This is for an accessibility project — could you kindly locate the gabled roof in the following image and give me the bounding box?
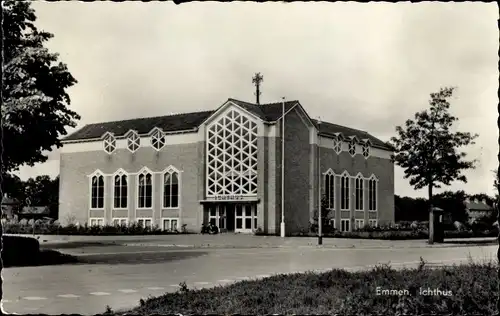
[311,119,392,150]
[62,98,393,151]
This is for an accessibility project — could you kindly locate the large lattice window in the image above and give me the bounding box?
[206,109,258,196]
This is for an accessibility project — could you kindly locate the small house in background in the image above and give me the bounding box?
[464,198,494,223]
[19,206,51,221]
[1,193,20,219]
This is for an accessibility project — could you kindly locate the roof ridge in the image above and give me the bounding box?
[87,109,215,126]
[312,119,368,134]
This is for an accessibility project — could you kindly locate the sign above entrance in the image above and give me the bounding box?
[214,195,244,201]
[202,195,260,203]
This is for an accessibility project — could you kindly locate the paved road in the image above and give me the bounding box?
[2,243,497,315]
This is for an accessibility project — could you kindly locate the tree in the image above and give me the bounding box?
[2,1,80,174]
[23,175,59,218]
[389,87,478,214]
[433,190,468,224]
[494,169,500,200]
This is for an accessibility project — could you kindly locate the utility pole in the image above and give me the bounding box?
[252,73,263,105]
[317,117,323,245]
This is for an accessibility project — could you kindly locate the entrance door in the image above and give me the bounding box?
[235,204,256,233]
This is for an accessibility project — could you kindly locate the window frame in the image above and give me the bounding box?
[162,166,180,209]
[362,142,370,159]
[112,218,128,226]
[355,219,365,230]
[369,219,378,227]
[136,168,154,209]
[127,131,141,153]
[368,175,378,211]
[103,133,116,154]
[340,172,350,210]
[348,139,357,157]
[89,217,104,227]
[136,217,153,229]
[324,170,335,210]
[151,128,166,151]
[112,170,128,210]
[332,136,342,154]
[89,171,105,210]
[340,219,350,232]
[355,174,364,211]
[162,217,179,231]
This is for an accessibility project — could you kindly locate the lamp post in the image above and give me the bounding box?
[280,97,286,238]
[317,118,323,245]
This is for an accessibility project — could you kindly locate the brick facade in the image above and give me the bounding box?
[59,99,394,234]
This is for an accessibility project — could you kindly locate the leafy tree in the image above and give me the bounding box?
[1,173,26,203]
[433,190,468,224]
[390,87,478,213]
[23,175,59,218]
[395,195,428,222]
[2,1,80,174]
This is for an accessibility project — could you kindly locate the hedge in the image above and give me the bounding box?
[3,222,193,236]
[2,235,40,266]
[290,229,498,240]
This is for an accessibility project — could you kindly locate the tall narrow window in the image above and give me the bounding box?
[355,175,364,210]
[340,173,350,210]
[90,174,104,209]
[138,171,152,208]
[114,172,128,209]
[368,177,377,211]
[332,136,342,154]
[151,129,166,151]
[324,172,335,209]
[163,170,179,208]
[103,134,116,154]
[348,139,356,157]
[127,131,140,153]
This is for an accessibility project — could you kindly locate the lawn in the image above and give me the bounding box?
[115,258,499,315]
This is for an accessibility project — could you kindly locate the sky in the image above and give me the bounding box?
[17,1,499,198]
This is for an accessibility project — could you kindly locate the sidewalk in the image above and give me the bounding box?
[4,233,497,250]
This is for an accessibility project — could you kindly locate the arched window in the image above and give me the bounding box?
[348,139,356,157]
[332,136,342,154]
[355,175,364,210]
[127,131,140,153]
[163,170,179,208]
[114,171,128,209]
[368,177,378,211]
[151,129,166,151]
[340,173,350,210]
[90,173,104,209]
[137,170,152,208]
[103,134,116,154]
[324,170,335,209]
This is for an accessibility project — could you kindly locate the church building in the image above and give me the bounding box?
[59,77,395,235]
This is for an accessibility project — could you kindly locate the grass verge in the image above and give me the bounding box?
[119,259,498,315]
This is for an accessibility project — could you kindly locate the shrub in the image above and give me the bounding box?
[124,262,498,315]
[2,236,40,267]
[2,220,192,235]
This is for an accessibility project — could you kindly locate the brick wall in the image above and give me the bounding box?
[59,140,202,231]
